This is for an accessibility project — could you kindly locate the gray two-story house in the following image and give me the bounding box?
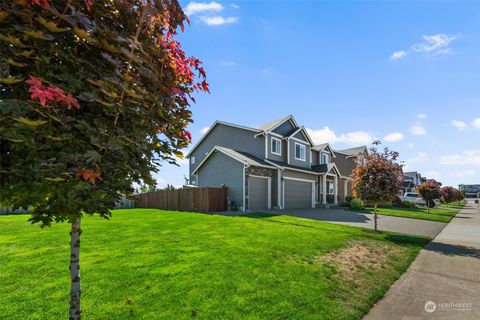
[186,115,350,211]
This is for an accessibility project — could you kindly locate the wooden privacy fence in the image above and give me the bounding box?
[136,187,228,212]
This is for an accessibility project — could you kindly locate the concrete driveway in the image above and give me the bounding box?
[261,208,446,238]
[364,200,480,320]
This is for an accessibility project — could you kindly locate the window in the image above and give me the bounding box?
[190,156,195,165]
[271,137,281,155]
[295,143,306,161]
[321,152,330,164]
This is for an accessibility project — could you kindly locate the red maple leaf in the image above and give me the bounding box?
[31,0,49,8]
[62,95,81,110]
[25,76,42,87]
[29,86,54,106]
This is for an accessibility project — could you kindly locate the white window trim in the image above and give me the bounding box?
[271,137,282,155]
[321,151,330,164]
[294,142,306,162]
[190,156,196,165]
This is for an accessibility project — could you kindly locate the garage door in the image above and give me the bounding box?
[248,177,269,210]
[284,180,313,209]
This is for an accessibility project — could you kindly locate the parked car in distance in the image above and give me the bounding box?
[399,192,426,205]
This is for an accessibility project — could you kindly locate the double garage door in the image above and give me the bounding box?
[284,179,313,209]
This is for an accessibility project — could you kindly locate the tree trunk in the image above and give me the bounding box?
[374,204,378,232]
[69,218,82,320]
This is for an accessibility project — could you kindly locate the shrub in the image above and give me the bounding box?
[350,199,365,210]
[343,196,354,207]
[401,201,416,208]
[379,200,393,208]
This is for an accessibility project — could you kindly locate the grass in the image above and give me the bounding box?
[0,209,428,320]
[366,202,465,223]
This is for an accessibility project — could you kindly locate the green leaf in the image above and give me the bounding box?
[14,117,47,127]
[0,77,23,84]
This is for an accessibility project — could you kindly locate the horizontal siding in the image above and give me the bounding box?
[190,124,264,181]
[288,139,310,168]
[197,152,244,209]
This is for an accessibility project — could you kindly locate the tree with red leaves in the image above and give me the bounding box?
[418,180,441,212]
[352,141,404,232]
[441,186,459,206]
[0,1,207,319]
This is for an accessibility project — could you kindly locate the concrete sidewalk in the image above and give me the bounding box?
[364,200,480,320]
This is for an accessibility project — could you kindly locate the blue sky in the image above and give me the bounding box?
[153,1,480,189]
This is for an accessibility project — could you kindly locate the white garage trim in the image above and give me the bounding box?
[277,169,282,209]
[248,175,271,209]
[242,165,246,212]
[282,176,316,209]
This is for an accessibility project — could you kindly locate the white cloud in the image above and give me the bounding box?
[425,170,442,180]
[410,124,427,135]
[411,34,458,54]
[390,50,407,61]
[406,152,428,164]
[185,1,223,15]
[451,120,467,130]
[417,113,427,119]
[383,132,404,142]
[200,127,209,135]
[185,1,238,26]
[220,61,236,66]
[407,143,415,148]
[391,34,458,60]
[449,170,476,178]
[200,15,237,26]
[472,117,480,129]
[306,127,376,146]
[440,150,480,166]
[230,3,240,9]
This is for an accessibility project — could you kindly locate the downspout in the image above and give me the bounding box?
[243,165,246,212]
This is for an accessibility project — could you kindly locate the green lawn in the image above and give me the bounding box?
[0,209,428,320]
[367,203,465,223]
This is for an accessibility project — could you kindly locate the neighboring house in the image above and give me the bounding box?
[401,171,426,195]
[332,146,368,203]
[186,115,348,211]
[460,184,480,199]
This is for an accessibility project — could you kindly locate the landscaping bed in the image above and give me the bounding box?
[0,209,428,320]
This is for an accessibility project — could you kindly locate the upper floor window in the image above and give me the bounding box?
[295,143,306,161]
[321,152,330,164]
[271,137,281,155]
[190,156,196,165]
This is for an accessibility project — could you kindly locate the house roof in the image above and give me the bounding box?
[186,120,261,158]
[265,159,342,177]
[257,115,297,131]
[402,180,415,188]
[191,146,275,174]
[336,146,367,156]
[312,143,336,157]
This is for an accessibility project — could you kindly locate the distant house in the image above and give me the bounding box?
[186,115,364,211]
[460,184,480,198]
[401,171,426,195]
[332,146,368,202]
